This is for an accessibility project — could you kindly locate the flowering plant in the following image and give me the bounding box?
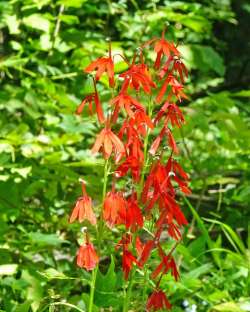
[69,28,190,311]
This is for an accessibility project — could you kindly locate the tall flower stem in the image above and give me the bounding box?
[139,97,153,192]
[123,268,136,312]
[123,98,154,312]
[88,159,109,312]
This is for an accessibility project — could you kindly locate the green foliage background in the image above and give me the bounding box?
[0,0,249,311]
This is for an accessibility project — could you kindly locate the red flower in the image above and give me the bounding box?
[132,110,154,136]
[159,56,188,83]
[92,125,125,161]
[153,29,180,69]
[115,156,142,182]
[156,74,187,104]
[154,102,185,127]
[149,126,179,155]
[119,63,156,94]
[76,92,104,124]
[103,189,127,227]
[151,253,179,281]
[146,290,171,311]
[69,182,96,225]
[119,191,143,230]
[111,93,145,123]
[139,240,155,266]
[77,242,99,271]
[122,250,139,280]
[85,46,115,87]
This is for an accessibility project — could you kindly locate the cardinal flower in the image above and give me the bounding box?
[119,63,156,94]
[76,92,104,124]
[115,156,142,182]
[111,93,145,122]
[156,74,187,104]
[149,125,179,155]
[146,290,171,311]
[103,189,127,227]
[85,44,115,87]
[159,56,188,83]
[92,125,125,161]
[153,29,180,69]
[154,102,185,127]
[151,253,179,281]
[69,182,96,225]
[122,249,139,280]
[77,242,99,271]
[119,191,143,230]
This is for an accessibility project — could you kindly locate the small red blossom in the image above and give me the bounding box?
[139,240,155,266]
[103,189,127,227]
[85,45,115,87]
[119,191,144,230]
[122,250,139,280]
[151,253,179,281]
[92,125,125,161]
[156,74,188,104]
[146,290,171,311]
[76,92,104,124]
[154,102,185,127]
[111,93,145,122]
[159,55,188,83]
[153,29,180,69]
[120,63,156,94]
[115,156,142,182]
[149,126,179,155]
[77,242,99,271]
[69,182,96,225]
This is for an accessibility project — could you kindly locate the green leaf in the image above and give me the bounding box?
[5,15,20,34]
[57,0,87,8]
[23,14,50,32]
[27,232,67,247]
[15,301,32,312]
[38,268,74,280]
[0,264,18,276]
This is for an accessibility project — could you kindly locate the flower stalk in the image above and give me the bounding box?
[68,28,191,311]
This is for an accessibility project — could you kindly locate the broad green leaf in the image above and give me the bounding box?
[23,14,50,32]
[5,15,20,34]
[0,264,18,275]
[27,232,66,247]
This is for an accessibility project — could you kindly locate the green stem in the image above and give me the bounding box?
[139,97,153,193]
[88,267,98,312]
[88,159,109,312]
[123,268,136,312]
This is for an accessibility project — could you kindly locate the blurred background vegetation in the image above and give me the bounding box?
[0,0,249,311]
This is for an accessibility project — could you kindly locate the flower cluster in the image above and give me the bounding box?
[69,29,190,310]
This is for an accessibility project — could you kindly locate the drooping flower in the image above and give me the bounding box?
[85,44,115,87]
[119,191,143,230]
[146,290,171,311]
[154,102,185,127]
[153,29,180,69]
[76,92,104,124]
[103,188,127,227]
[151,252,179,281]
[156,74,188,104]
[69,182,96,225]
[139,240,155,266]
[111,93,145,123]
[115,156,142,182]
[119,63,156,94]
[149,125,179,155]
[77,242,99,271]
[122,249,139,280]
[92,124,125,161]
[159,55,188,83]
